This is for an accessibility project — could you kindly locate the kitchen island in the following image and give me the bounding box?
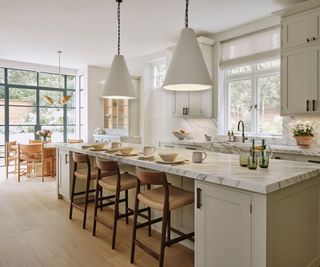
[55,143,320,267]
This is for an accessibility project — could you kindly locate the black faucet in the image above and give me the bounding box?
[237,120,247,143]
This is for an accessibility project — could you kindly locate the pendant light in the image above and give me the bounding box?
[163,0,212,91]
[43,51,72,105]
[102,0,136,99]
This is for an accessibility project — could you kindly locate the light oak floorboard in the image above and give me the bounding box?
[0,169,194,266]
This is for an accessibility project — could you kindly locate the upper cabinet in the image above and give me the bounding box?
[282,8,320,49]
[102,78,140,136]
[171,38,214,118]
[278,4,320,115]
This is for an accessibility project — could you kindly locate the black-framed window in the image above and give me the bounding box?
[0,67,76,166]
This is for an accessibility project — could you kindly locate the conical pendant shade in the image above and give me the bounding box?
[102,54,136,99]
[163,28,212,91]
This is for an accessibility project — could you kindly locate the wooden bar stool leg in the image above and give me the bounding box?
[112,188,120,249]
[147,184,152,237]
[130,193,140,263]
[167,211,171,246]
[69,173,77,220]
[159,209,169,267]
[83,174,91,229]
[147,207,152,237]
[100,187,103,211]
[93,180,100,236]
[125,190,129,225]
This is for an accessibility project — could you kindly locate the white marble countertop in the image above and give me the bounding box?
[159,140,320,157]
[55,143,320,195]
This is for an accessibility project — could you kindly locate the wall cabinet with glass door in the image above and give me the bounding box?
[103,99,129,130]
[102,78,139,136]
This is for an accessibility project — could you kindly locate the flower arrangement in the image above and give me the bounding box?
[290,121,316,147]
[291,121,315,136]
[36,129,52,142]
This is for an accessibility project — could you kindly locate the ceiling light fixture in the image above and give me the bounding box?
[43,51,72,106]
[102,0,136,99]
[163,0,212,91]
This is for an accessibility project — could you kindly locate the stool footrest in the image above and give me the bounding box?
[136,217,162,229]
[166,231,194,246]
[170,227,195,243]
[135,239,159,261]
[73,189,95,196]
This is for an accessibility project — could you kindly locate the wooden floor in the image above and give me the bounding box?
[0,168,194,267]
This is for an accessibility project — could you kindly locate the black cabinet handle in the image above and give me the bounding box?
[275,156,281,160]
[307,38,310,42]
[308,160,320,164]
[306,100,310,111]
[313,37,316,41]
[185,147,196,150]
[65,154,69,164]
[313,100,316,111]
[196,187,202,209]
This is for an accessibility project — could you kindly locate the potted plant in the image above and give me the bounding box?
[36,129,52,143]
[291,121,316,147]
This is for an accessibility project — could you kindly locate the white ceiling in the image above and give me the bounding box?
[0,0,302,69]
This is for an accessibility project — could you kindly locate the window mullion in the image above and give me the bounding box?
[252,76,258,136]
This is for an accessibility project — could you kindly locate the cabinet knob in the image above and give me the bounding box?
[313,37,317,41]
[307,38,310,42]
[306,100,310,112]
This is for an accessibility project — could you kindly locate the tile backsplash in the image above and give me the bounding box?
[172,116,320,147]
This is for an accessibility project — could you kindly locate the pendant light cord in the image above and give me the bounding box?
[117,0,121,55]
[185,0,189,28]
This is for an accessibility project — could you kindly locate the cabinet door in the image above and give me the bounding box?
[58,150,70,200]
[310,9,320,41]
[174,91,189,116]
[281,47,311,115]
[188,91,201,116]
[196,181,252,267]
[282,15,309,49]
[313,45,320,112]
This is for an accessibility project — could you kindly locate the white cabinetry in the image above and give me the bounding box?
[57,148,71,200]
[196,181,252,267]
[282,8,320,49]
[195,177,320,267]
[279,5,320,115]
[172,38,214,118]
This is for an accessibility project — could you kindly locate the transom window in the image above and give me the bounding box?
[225,59,282,136]
[150,60,166,89]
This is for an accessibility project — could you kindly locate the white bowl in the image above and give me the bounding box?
[119,147,134,155]
[158,152,178,162]
[172,131,191,140]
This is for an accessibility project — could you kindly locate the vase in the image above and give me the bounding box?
[294,136,314,147]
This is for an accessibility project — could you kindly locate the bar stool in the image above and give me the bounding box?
[131,167,194,267]
[93,158,151,249]
[69,152,107,229]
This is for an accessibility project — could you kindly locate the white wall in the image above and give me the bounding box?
[86,65,107,143]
